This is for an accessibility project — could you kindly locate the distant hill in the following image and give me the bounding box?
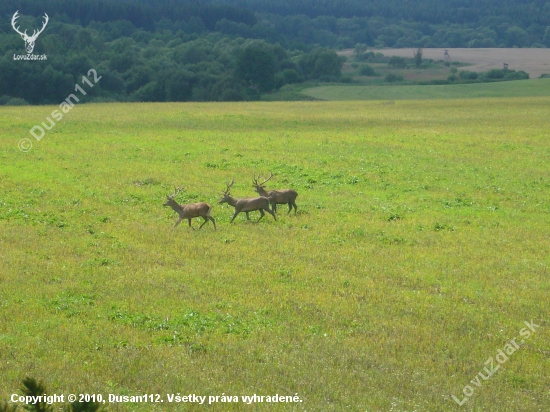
[224,0,548,26]
[1,0,548,104]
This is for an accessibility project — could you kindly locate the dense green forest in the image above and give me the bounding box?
[0,0,549,104]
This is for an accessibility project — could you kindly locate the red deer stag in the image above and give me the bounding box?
[219,180,276,223]
[253,172,298,214]
[163,186,216,230]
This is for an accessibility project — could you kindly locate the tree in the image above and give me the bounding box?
[414,47,423,67]
[164,70,194,101]
[358,65,375,76]
[543,26,550,47]
[299,48,342,79]
[505,26,529,47]
[73,28,95,50]
[388,56,406,68]
[385,73,404,82]
[109,50,136,73]
[354,43,367,58]
[234,42,278,92]
[313,49,342,78]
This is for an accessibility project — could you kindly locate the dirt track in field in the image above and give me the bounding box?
[342,48,550,78]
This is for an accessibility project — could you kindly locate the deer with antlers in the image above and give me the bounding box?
[252,172,298,214]
[11,11,49,54]
[163,187,216,230]
[219,180,276,223]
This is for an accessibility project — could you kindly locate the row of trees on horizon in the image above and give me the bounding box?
[0,0,549,104]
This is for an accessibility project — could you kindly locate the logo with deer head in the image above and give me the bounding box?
[11,11,49,54]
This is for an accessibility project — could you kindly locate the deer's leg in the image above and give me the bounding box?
[199,216,209,229]
[266,207,276,221]
[230,210,240,223]
[245,212,251,221]
[174,217,183,228]
[188,218,195,230]
[287,202,292,214]
[292,200,298,214]
[257,209,265,222]
[209,216,217,230]
[272,202,277,213]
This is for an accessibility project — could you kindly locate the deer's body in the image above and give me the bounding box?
[256,187,298,214]
[163,188,216,230]
[253,173,298,214]
[219,180,276,223]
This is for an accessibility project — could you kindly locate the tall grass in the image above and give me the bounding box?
[1,99,549,411]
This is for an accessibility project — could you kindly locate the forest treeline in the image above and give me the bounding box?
[0,0,549,104]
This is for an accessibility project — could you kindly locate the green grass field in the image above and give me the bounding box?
[1,99,549,411]
[302,78,550,100]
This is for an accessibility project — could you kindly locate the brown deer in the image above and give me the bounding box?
[163,187,216,230]
[219,180,276,223]
[253,172,298,214]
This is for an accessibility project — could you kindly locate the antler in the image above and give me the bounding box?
[167,186,184,199]
[254,171,274,187]
[223,179,235,195]
[252,174,260,187]
[30,13,49,40]
[11,11,26,37]
[11,11,48,40]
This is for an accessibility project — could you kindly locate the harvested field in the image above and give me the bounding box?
[341,48,550,78]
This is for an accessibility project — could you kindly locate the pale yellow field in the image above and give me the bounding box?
[340,48,550,78]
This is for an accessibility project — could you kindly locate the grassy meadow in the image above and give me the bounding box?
[1,99,549,411]
[302,77,550,100]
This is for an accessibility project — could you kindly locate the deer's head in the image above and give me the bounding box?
[12,11,49,54]
[219,180,235,204]
[163,186,184,207]
[252,172,273,195]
